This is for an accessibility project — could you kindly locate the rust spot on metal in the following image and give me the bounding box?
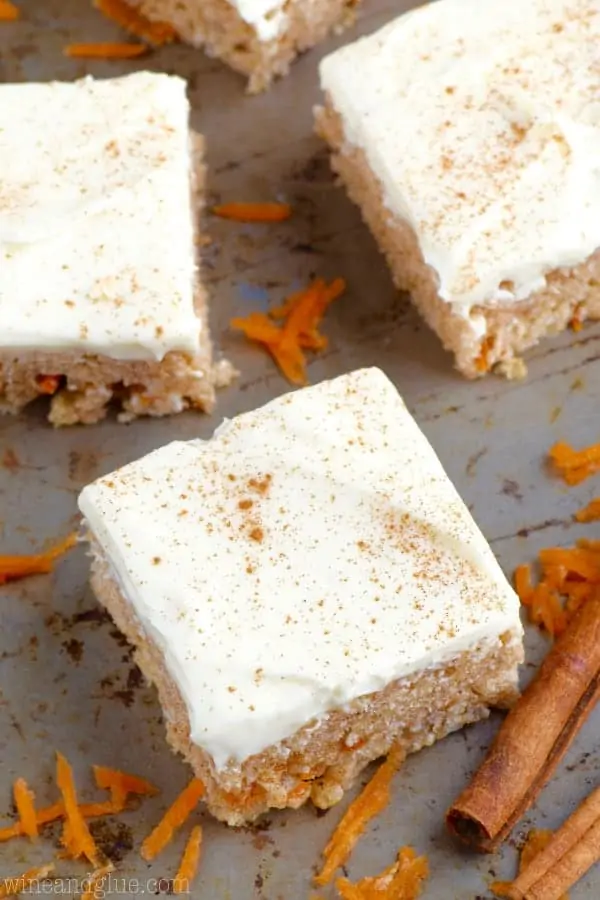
[72,607,110,627]
[252,833,274,851]
[68,450,101,484]
[1,448,20,472]
[466,447,487,477]
[500,479,523,502]
[491,517,568,544]
[550,405,562,423]
[62,637,84,664]
[109,627,132,651]
[238,817,272,836]
[89,819,134,863]
[127,667,143,690]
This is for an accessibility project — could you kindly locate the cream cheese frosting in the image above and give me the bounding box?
[319,0,600,312]
[0,72,202,361]
[79,368,522,769]
[227,0,287,41]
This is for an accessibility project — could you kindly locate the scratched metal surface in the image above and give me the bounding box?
[0,1,599,897]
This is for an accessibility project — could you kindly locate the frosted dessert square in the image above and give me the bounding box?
[316,0,600,378]
[78,368,523,825]
[0,72,218,425]
[125,0,360,92]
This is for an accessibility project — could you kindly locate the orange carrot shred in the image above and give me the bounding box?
[56,753,102,867]
[314,746,404,887]
[213,202,292,223]
[513,564,533,606]
[81,865,114,900]
[174,825,203,895]
[140,778,204,861]
[0,864,54,899]
[0,532,76,586]
[93,765,159,811]
[35,374,61,395]
[13,778,37,840]
[64,42,148,59]
[0,790,147,845]
[335,846,429,900]
[231,277,344,386]
[0,1,19,21]
[94,0,177,44]
[575,497,600,523]
[549,440,600,485]
[230,312,282,345]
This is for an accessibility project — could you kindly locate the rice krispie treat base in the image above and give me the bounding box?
[88,540,522,825]
[131,0,359,92]
[316,101,600,379]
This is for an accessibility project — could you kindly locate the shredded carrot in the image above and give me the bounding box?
[513,564,533,606]
[81,865,114,900]
[35,374,61,395]
[0,798,137,844]
[231,277,345,386]
[575,497,600,523]
[515,539,600,637]
[569,316,583,332]
[174,825,203,895]
[549,440,600,485]
[335,846,429,900]
[93,765,158,811]
[13,779,37,840]
[140,778,204,861]
[94,0,177,44]
[0,0,19,21]
[230,312,282,345]
[474,336,494,374]
[0,532,76,586]
[64,42,148,59]
[0,864,54,899]
[539,546,600,582]
[56,753,102,867]
[314,747,404,887]
[213,202,292,223]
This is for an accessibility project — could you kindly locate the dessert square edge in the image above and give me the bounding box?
[77,368,523,824]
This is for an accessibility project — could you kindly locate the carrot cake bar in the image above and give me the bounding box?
[126,0,360,92]
[316,0,600,378]
[0,72,218,426]
[78,367,523,825]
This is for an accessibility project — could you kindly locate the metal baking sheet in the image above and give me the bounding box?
[1,2,599,897]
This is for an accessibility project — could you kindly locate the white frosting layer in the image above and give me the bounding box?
[79,368,522,769]
[320,0,600,311]
[227,0,287,41]
[0,73,202,361]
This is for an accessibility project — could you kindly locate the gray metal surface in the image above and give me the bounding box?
[0,1,599,897]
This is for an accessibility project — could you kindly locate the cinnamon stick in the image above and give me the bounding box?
[500,784,600,899]
[446,593,600,851]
